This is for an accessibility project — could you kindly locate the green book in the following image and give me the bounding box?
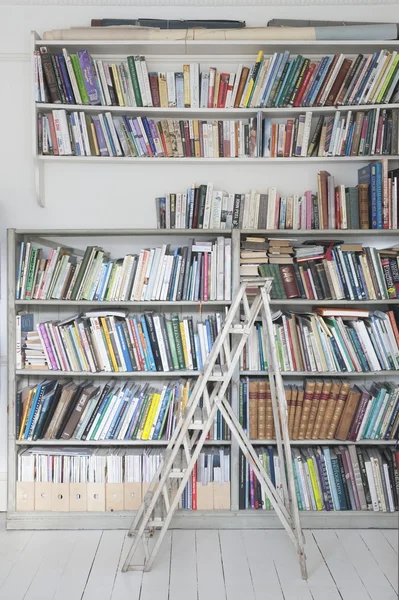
[90,392,114,439]
[70,54,89,104]
[165,319,179,370]
[127,56,143,107]
[283,56,304,106]
[25,248,40,299]
[277,55,300,107]
[133,390,153,439]
[171,315,185,370]
[70,246,95,300]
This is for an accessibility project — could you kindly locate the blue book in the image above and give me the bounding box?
[125,386,148,439]
[322,448,340,510]
[168,249,180,300]
[358,164,377,228]
[115,321,133,371]
[375,161,383,229]
[89,391,114,440]
[309,56,332,106]
[270,51,290,106]
[140,316,156,371]
[262,118,272,157]
[267,447,276,487]
[141,117,157,156]
[92,116,108,156]
[70,113,83,155]
[260,53,282,107]
[24,382,43,439]
[153,388,172,440]
[93,263,107,301]
[114,389,133,439]
[106,391,126,439]
[279,197,287,229]
[194,334,202,370]
[101,115,116,156]
[256,323,265,368]
[205,320,212,352]
[345,121,356,155]
[330,452,347,510]
[56,53,75,104]
[194,255,202,301]
[175,72,184,108]
[364,387,386,438]
[273,56,296,108]
[354,51,379,105]
[293,455,305,510]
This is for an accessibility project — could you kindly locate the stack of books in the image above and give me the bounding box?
[240,445,399,512]
[17,379,229,442]
[240,378,399,442]
[35,47,399,109]
[240,237,268,278]
[261,108,399,158]
[38,110,257,158]
[157,162,399,231]
[241,307,399,373]
[16,239,231,302]
[18,310,226,373]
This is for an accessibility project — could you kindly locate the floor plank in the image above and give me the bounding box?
[336,529,397,600]
[196,530,226,600]
[381,529,398,554]
[24,531,78,600]
[219,530,255,600]
[241,530,284,600]
[0,531,58,600]
[110,531,143,600]
[82,530,126,600]
[359,529,398,593]
[0,529,33,588]
[304,531,342,600]
[140,531,171,600]
[169,530,197,600]
[53,531,102,600]
[313,530,371,600]
[266,530,313,600]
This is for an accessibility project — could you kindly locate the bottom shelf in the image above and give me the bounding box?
[6,509,397,530]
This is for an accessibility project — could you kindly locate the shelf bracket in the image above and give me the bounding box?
[34,159,45,208]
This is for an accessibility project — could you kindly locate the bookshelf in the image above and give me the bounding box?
[11,31,399,529]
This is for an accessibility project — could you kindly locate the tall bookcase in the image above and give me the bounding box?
[7,31,399,529]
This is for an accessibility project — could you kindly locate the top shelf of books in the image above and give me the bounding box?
[34,35,399,57]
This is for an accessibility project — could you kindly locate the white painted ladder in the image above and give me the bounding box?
[122,278,307,579]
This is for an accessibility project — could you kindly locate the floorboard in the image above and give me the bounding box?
[169,530,197,600]
[110,532,143,600]
[219,530,255,600]
[140,531,171,600]
[381,529,398,554]
[196,530,226,600]
[0,529,33,588]
[312,530,371,600]
[53,531,102,600]
[304,531,342,600]
[266,530,313,600]
[359,529,398,594]
[241,530,284,600]
[82,530,126,600]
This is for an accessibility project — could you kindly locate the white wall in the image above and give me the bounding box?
[1,1,398,510]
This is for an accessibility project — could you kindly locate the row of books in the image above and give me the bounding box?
[157,162,399,231]
[241,307,399,374]
[240,446,398,512]
[35,47,399,109]
[16,238,231,302]
[38,110,258,158]
[240,378,399,442]
[252,241,399,302]
[18,310,226,373]
[262,108,399,158]
[17,447,230,511]
[16,379,229,443]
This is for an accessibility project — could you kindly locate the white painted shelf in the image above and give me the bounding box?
[15,439,231,446]
[14,299,231,307]
[240,370,399,377]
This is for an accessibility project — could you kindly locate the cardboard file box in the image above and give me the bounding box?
[106,483,124,511]
[69,483,88,512]
[34,482,52,511]
[197,482,214,510]
[16,482,35,511]
[213,482,230,510]
[124,483,142,510]
[142,482,150,500]
[87,483,106,512]
[51,483,70,512]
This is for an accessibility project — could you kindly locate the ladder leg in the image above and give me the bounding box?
[260,287,307,577]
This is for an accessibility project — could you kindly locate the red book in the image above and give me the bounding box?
[47,113,59,155]
[203,251,209,301]
[192,463,197,510]
[303,268,315,299]
[325,58,352,106]
[149,73,160,107]
[295,62,316,107]
[284,120,294,157]
[279,264,300,298]
[335,187,341,229]
[217,73,229,108]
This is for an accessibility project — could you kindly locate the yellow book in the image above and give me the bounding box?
[111,64,125,106]
[89,122,100,156]
[243,50,264,107]
[18,387,35,441]
[183,64,190,107]
[193,120,201,157]
[158,73,168,108]
[377,53,399,103]
[213,72,221,108]
[100,317,119,371]
[72,322,90,371]
[179,322,190,369]
[142,393,161,440]
[307,457,323,510]
[182,381,191,412]
[369,51,391,103]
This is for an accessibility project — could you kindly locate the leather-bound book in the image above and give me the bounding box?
[288,385,297,439]
[257,380,267,439]
[292,386,304,440]
[234,67,250,108]
[264,381,274,440]
[305,379,324,439]
[297,379,316,440]
[326,381,351,439]
[358,183,369,229]
[335,386,362,441]
[311,380,332,439]
[61,385,99,440]
[248,380,258,439]
[279,265,300,299]
[319,380,341,439]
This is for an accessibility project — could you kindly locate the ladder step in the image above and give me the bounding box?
[188,423,205,430]
[229,326,248,334]
[169,470,186,478]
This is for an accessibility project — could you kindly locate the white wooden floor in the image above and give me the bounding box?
[0,516,397,600]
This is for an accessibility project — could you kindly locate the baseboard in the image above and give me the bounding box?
[0,473,6,512]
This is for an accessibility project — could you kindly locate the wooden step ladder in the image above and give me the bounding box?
[122,278,307,579]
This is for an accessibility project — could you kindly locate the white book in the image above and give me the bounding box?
[216,236,225,301]
[160,255,174,301]
[109,316,127,372]
[95,60,111,105]
[190,63,200,108]
[327,111,341,156]
[248,189,257,229]
[211,191,223,229]
[320,54,345,106]
[229,63,243,108]
[97,391,122,440]
[134,56,149,107]
[58,110,72,155]
[166,72,176,108]
[72,112,85,156]
[355,321,381,371]
[37,52,46,103]
[207,123,214,158]
[361,49,386,104]
[155,252,169,301]
[98,113,114,156]
[62,48,82,104]
[175,193,182,229]
[181,192,187,230]
[370,52,395,104]
[200,72,209,108]
[203,183,214,229]
[224,238,232,301]
[146,247,162,301]
[371,107,380,155]
[183,319,194,369]
[225,72,236,107]
[151,245,168,300]
[105,112,122,156]
[242,193,251,229]
[300,111,313,157]
[266,187,277,229]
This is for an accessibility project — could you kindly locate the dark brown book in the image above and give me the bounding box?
[358,183,370,229]
[336,54,363,105]
[311,380,332,439]
[234,67,250,108]
[335,386,362,441]
[326,380,351,439]
[350,112,365,157]
[39,47,61,103]
[279,264,300,299]
[61,385,99,440]
[285,385,292,438]
[257,380,267,439]
[297,379,315,440]
[292,386,304,440]
[149,73,160,107]
[264,381,273,439]
[318,170,330,230]
[319,381,342,439]
[248,380,258,439]
[325,58,352,106]
[288,385,297,439]
[305,379,324,439]
[45,383,77,439]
